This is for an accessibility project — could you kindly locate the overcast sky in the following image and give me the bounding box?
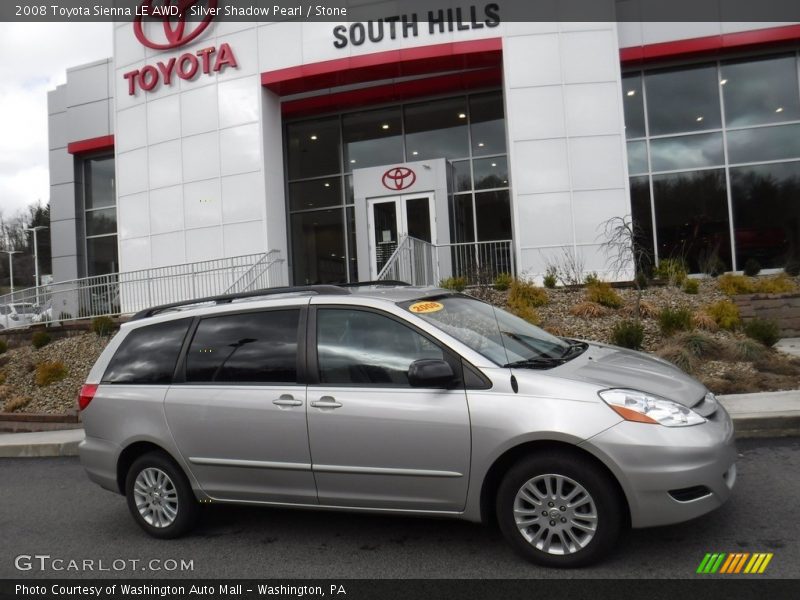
[0,23,113,219]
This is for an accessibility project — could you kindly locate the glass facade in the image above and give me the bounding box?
[285,91,510,285]
[623,52,800,272]
[83,156,118,276]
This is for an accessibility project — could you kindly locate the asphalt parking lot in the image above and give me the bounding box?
[1,437,798,579]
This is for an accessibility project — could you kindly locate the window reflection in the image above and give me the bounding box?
[470,92,506,156]
[291,209,345,285]
[622,73,646,139]
[286,118,340,179]
[649,133,724,172]
[629,176,655,271]
[473,157,508,190]
[645,65,721,135]
[722,55,800,127]
[404,97,469,160]
[289,178,342,211]
[652,170,731,273]
[627,141,648,175]
[343,107,403,170]
[475,190,512,241]
[102,319,191,384]
[727,124,800,164]
[730,162,800,268]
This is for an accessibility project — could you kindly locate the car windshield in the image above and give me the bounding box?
[401,295,572,367]
[11,304,36,314]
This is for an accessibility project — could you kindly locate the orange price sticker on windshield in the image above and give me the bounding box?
[409,301,444,314]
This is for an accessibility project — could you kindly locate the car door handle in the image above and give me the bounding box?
[310,396,343,409]
[273,395,303,407]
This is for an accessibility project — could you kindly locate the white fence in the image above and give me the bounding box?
[0,251,285,328]
[378,237,515,287]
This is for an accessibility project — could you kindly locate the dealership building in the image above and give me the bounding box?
[46,6,800,301]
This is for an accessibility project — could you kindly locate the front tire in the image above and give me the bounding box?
[125,451,199,539]
[496,452,623,568]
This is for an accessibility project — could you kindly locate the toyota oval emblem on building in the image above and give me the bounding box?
[382,167,417,191]
[134,0,218,50]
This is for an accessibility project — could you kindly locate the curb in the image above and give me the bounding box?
[0,430,84,458]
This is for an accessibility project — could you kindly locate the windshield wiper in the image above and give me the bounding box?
[503,357,568,369]
[560,340,588,358]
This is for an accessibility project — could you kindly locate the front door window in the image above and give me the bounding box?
[367,194,435,278]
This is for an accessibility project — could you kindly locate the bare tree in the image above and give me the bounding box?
[599,215,650,321]
[542,246,586,287]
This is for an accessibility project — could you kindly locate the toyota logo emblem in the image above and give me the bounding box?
[382,167,417,191]
[134,0,217,50]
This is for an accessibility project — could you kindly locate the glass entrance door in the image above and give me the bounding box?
[367,194,435,279]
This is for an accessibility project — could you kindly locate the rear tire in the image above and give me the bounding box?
[496,452,623,568]
[125,451,199,539]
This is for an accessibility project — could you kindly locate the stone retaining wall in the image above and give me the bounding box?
[733,293,800,337]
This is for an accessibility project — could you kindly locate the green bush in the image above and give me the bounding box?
[682,279,699,294]
[706,300,741,331]
[585,281,623,309]
[673,331,723,359]
[584,272,600,285]
[743,318,780,347]
[654,258,687,286]
[31,331,51,350]
[718,273,797,296]
[611,320,644,350]
[728,338,767,362]
[0,339,7,355]
[493,272,513,291]
[785,257,800,277]
[657,345,696,373]
[34,361,68,387]
[92,316,115,337]
[543,266,558,289]
[509,279,549,308]
[658,306,693,336]
[439,277,467,292]
[743,259,761,277]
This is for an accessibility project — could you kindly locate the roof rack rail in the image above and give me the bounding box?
[130,285,350,321]
[338,280,411,288]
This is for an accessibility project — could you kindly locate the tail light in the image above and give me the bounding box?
[78,384,99,411]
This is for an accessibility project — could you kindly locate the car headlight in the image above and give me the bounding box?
[599,388,706,427]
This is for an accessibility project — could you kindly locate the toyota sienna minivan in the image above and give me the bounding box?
[78,284,736,567]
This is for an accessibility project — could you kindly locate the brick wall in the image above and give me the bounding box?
[733,293,800,337]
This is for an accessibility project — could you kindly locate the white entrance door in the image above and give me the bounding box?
[367,193,436,279]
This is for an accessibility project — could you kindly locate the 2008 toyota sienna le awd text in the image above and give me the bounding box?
[78,284,736,567]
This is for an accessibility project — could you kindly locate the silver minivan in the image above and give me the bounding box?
[78,284,736,567]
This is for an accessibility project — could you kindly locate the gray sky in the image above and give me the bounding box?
[0,23,113,218]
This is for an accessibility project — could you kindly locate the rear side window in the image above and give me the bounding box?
[103,318,192,384]
[185,310,300,384]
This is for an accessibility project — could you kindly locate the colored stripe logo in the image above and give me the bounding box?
[696,552,773,574]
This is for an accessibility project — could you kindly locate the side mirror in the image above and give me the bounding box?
[408,359,455,388]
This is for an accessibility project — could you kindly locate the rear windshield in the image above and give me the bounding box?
[102,318,192,384]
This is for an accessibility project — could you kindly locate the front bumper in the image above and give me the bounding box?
[581,405,737,528]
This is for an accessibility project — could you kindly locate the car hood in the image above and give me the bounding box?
[551,342,707,407]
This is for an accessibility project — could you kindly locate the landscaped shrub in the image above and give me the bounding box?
[682,279,699,294]
[543,266,558,289]
[673,331,723,359]
[656,344,695,373]
[3,395,31,412]
[654,258,687,286]
[34,361,68,387]
[508,301,541,325]
[706,300,741,331]
[621,300,658,319]
[784,257,800,276]
[570,302,608,319]
[611,320,644,350]
[635,271,650,290]
[493,272,513,291]
[543,324,566,337]
[743,318,781,347]
[692,311,719,332]
[0,339,6,355]
[509,279,549,308]
[585,281,623,309]
[718,273,797,296]
[31,331,51,350]
[726,338,767,362]
[92,316,115,337]
[439,277,467,292]
[743,259,762,277]
[658,306,693,336]
[584,272,600,285]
